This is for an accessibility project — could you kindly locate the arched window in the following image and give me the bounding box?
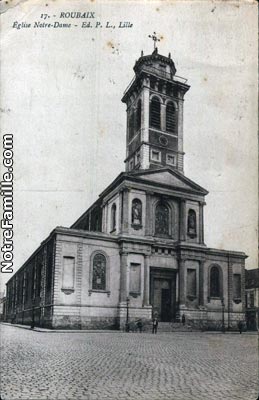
[166,102,177,134]
[92,254,106,291]
[155,203,169,236]
[187,209,197,238]
[150,97,161,129]
[111,203,116,231]
[132,198,142,226]
[136,100,141,131]
[210,266,221,298]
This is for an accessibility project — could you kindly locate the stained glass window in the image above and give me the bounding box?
[92,254,106,291]
[210,266,220,298]
[155,203,169,236]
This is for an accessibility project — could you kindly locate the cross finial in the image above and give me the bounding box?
[148,32,160,51]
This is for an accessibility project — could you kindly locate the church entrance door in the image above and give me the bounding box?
[161,287,171,321]
[150,268,176,322]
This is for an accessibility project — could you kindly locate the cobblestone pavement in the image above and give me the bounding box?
[0,324,258,400]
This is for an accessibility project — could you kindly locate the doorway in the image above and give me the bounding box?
[150,268,176,322]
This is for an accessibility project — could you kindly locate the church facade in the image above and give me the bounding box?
[5,49,247,330]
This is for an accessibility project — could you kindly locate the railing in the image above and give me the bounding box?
[123,76,136,96]
[123,66,188,95]
[142,66,188,84]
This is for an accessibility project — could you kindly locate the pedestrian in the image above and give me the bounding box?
[238,320,243,334]
[136,319,143,333]
[182,314,186,326]
[152,317,158,334]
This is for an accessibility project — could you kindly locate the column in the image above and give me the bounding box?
[118,190,123,234]
[199,202,204,244]
[143,255,150,306]
[161,103,166,131]
[199,260,205,306]
[179,199,186,242]
[145,191,153,236]
[177,97,184,172]
[177,98,184,152]
[119,251,128,302]
[142,77,150,142]
[101,203,106,233]
[179,258,186,306]
[175,271,179,304]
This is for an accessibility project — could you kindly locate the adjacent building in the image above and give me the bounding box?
[245,268,259,330]
[5,48,247,330]
[0,292,6,321]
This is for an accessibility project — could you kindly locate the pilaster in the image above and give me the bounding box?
[143,255,150,306]
[121,189,129,234]
[179,199,186,241]
[119,251,128,302]
[145,191,153,236]
[177,98,184,171]
[142,77,150,143]
[118,190,123,234]
[241,259,246,313]
[179,258,186,306]
[76,243,83,307]
[227,257,233,313]
[199,260,205,306]
[199,202,204,244]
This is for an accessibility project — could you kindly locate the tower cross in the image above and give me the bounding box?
[148,32,160,51]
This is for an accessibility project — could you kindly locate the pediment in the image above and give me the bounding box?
[129,168,208,195]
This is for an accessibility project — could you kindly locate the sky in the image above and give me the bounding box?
[0,0,258,293]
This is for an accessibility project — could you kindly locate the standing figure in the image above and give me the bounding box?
[132,199,142,225]
[152,317,158,334]
[182,314,186,326]
[136,319,143,333]
[238,320,243,334]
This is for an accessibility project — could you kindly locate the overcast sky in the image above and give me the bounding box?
[1,0,258,292]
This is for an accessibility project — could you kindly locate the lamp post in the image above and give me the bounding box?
[125,297,130,332]
[221,298,225,333]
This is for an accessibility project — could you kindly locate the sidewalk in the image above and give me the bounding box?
[0,322,117,333]
[1,322,258,335]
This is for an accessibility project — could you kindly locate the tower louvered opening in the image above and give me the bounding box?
[150,97,161,129]
[166,102,177,134]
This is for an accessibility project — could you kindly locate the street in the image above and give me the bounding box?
[0,324,258,400]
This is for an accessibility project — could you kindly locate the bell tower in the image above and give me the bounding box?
[122,37,190,173]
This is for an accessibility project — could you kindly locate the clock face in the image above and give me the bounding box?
[159,135,168,146]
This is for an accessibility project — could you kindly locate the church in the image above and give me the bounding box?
[5,46,247,330]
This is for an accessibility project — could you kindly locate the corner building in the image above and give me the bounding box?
[6,50,247,330]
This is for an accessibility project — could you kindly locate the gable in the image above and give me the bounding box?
[129,168,208,195]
